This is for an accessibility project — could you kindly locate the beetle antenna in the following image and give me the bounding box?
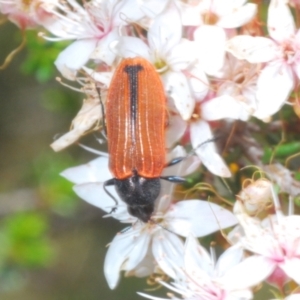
[120,226,132,233]
[96,87,108,138]
[188,135,223,158]
[77,143,109,157]
[165,136,223,169]
[103,179,118,213]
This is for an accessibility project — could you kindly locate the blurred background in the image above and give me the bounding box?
[0,22,147,300]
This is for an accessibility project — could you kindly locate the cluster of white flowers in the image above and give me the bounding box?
[2,0,300,299]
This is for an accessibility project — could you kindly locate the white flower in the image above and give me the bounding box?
[186,0,257,28]
[226,0,300,121]
[103,191,238,289]
[139,235,253,300]
[190,118,231,178]
[42,0,144,79]
[137,0,199,26]
[236,178,273,216]
[224,194,300,289]
[61,147,238,288]
[137,0,169,18]
[114,3,207,120]
[103,197,237,289]
[0,0,57,29]
[192,0,257,75]
[264,163,300,197]
[201,54,259,121]
[167,107,232,178]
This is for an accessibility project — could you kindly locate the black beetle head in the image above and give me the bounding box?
[127,204,154,223]
[114,175,161,222]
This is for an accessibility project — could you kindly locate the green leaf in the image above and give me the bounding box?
[21,31,70,83]
[262,142,300,163]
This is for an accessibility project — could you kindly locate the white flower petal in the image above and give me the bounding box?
[227,225,245,244]
[82,67,113,87]
[179,1,202,26]
[113,36,151,60]
[91,29,119,66]
[55,39,97,80]
[113,0,145,24]
[242,86,258,112]
[165,145,187,163]
[268,0,295,42]
[190,120,231,177]
[138,292,168,300]
[254,62,294,120]
[167,39,197,71]
[165,114,187,148]
[163,145,201,177]
[280,258,300,285]
[194,25,226,75]
[218,3,257,28]
[41,0,87,38]
[213,0,247,16]
[104,227,150,289]
[73,182,130,221]
[148,3,181,54]
[152,230,184,278]
[202,95,250,121]
[163,71,195,120]
[226,289,253,300]
[285,295,300,300]
[155,187,173,216]
[215,244,244,277]
[184,235,213,275]
[199,147,232,177]
[294,30,300,77]
[222,255,275,290]
[284,215,300,238]
[226,36,277,63]
[188,63,209,100]
[263,163,300,197]
[126,250,155,278]
[61,157,111,184]
[294,61,300,81]
[137,0,168,19]
[123,229,152,271]
[175,156,201,177]
[167,200,238,237]
[42,17,74,39]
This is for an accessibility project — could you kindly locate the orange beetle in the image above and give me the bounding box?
[103,57,185,222]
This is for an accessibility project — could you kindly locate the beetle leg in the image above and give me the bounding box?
[165,137,221,168]
[160,175,186,183]
[165,156,185,168]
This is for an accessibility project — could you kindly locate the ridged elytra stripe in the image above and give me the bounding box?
[106,57,166,180]
[124,64,143,148]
